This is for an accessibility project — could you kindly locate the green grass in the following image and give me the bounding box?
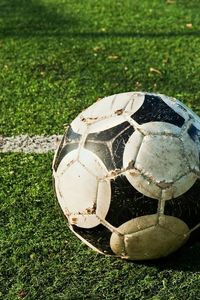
[1,0,200,299]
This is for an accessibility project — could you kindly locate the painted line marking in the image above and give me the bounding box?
[0,135,62,153]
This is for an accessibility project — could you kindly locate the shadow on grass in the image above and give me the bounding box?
[0,0,200,39]
[0,0,80,37]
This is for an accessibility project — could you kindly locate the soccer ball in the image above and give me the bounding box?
[53,92,200,260]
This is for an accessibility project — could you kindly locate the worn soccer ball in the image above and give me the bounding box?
[53,92,200,260]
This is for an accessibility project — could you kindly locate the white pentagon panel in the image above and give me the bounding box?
[70,118,88,135]
[96,180,111,220]
[172,172,197,199]
[88,115,125,134]
[124,92,145,114]
[138,121,181,136]
[71,92,145,134]
[54,149,111,228]
[68,213,101,229]
[123,130,144,168]
[54,147,78,173]
[78,148,109,178]
[181,132,200,170]
[110,214,189,260]
[81,92,144,119]
[56,160,98,223]
[135,135,187,183]
[123,123,197,199]
[125,168,162,200]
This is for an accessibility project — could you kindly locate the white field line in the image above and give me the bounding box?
[0,135,63,153]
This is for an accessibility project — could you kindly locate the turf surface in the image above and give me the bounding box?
[1,0,200,299]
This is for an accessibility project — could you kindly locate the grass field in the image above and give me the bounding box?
[1,0,200,299]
